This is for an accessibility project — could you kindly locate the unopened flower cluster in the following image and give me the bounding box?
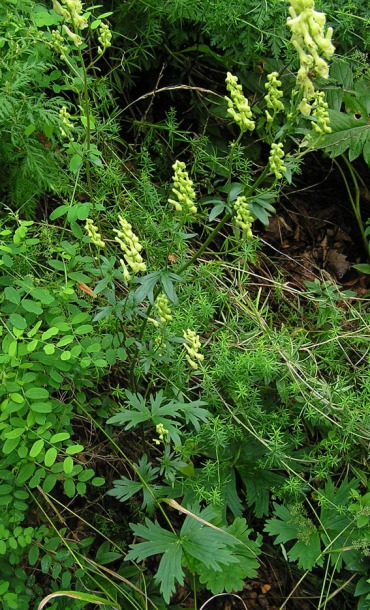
[310,90,331,134]
[155,293,173,324]
[148,293,173,328]
[59,105,74,138]
[85,218,105,248]
[287,0,335,103]
[113,215,146,279]
[234,196,254,238]
[153,423,169,446]
[168,161,197,216]
[269,143,287,180]
[51,29,67,59]
[225,72,255,133]
[98,23,112,55]
[52,0,112,57]
[264,72,284,122]
[183,329,204,370]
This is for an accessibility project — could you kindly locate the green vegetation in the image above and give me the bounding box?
[0,0,369,609]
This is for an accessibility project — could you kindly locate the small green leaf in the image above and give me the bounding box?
[50,205,69,221]
[74,324,93,335]
[4,286,21,304]
[25,388,49,400]
[9,313,27,330]
[10,393,24,404]
[21,299,43,314]
[16,463,36,485]
[44,447,58,468]
[43,344,55,355]
[50,433,70,443]
[27,339,38,353]
[77,469,95,482]
[42,327,59,341]
[94,359,108,367]
[64,478,76,498]
[63,456,74,475]
[30,402,52,413]
[3,437,21,454]
[65,444,84,455]
[69,154,83,173]
[30,288,54,304]
[30,439,45,458]
[28,545,40,566]
[353,263,370,274]
[42,474,58,493]
[57,335,74,347]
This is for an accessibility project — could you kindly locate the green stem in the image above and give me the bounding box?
[77,46,93,202]
[333,155,367,256]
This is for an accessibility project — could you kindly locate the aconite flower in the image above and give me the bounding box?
[85,218,105,248]
[52,0,88,30]
[311,90,331,134]
[234,196,254,238]
[97,23,112,55]
[183,329,204,370]
[264,72,285,122]
[153,423,169,446]
[225,72,255,133]
[287,0,335,99]
[268,143,287,180]
[155,293,173,324]
[168,160,197,216]
[113,215,146,275]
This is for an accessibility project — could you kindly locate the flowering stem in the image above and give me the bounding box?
[77,46,93,202]
[129,164,270,391]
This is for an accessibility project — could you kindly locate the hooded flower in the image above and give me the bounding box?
[183,329,204,370]
[287,0,335,100]
[168,160,197,216]
[113,215,146,275]
[225,72,255,132]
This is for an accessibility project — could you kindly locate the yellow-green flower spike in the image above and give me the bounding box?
[168,160,197,216]
[155,293,173,325]
[264,72,285,122]
[287,0,335,99]
[183,329,204,370]
[85,218,105,248]
[225,72,255,133]
[113,215,146,275]
[234,196,254,238]
[269,143,287,180]
[153,423,169,445]
[311,90,331,134]
[52,0,88,30]
[51,29,67,59]
[97,23,112,55]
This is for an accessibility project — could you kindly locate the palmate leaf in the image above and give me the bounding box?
[316,109,370,164]
[196,518,262,594]
[287,535,322,570]
[265,503,323,570]
[107,455,162,514]
[125,519,184,603]
[108,390,209,445]
[125,506,247,603]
